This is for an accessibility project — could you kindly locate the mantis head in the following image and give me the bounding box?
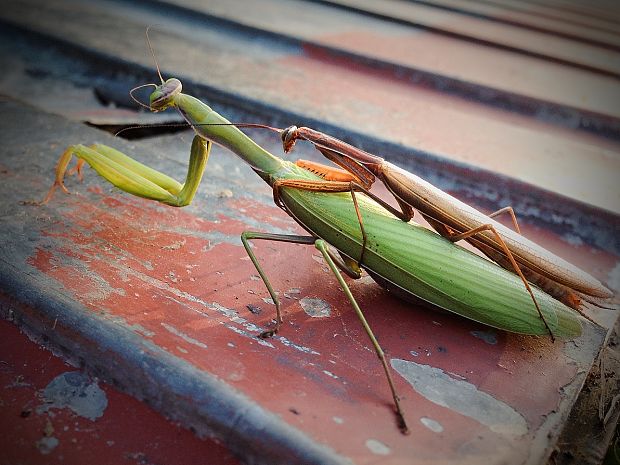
[149,78,182,111]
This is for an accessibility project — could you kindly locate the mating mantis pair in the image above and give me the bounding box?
[43,73,613,433]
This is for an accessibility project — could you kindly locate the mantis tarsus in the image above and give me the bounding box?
[43,74,595,434]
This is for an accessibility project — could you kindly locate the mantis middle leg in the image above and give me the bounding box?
[240,231,409,434]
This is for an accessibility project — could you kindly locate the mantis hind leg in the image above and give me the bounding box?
[434,219,555,341]
[42,135,211,207]
[241,230,409,433]
[314,239,409,434]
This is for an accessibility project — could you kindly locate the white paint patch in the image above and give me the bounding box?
[332,416,344,424]
[420,417,444,433]
[365,439,391,456]
[161,323,207,349]
[37,372,108,421]
[391,359,527,436]
[300,298,331,318]
[36,436,59,454]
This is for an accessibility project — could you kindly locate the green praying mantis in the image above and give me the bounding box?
[42,72,613,434]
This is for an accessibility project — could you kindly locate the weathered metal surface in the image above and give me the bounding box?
[294,0,620,76]
[0,95,614,464]
[0,0,618,463]
[413,0,620,47]
[0,318,241,465]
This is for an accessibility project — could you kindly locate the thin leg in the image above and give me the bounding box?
[449,224,555,341]
[315,239,409,434]
[42,135,211,207]
[67,158,85,181]
[240,231,316,338]
[488,206,521,234]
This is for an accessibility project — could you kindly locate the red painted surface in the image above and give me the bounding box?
[26,186,611,463]
[0,318,240,465]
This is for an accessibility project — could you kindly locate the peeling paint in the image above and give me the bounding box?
[300,297,331,318]
[37,372,108,421]
[391,359,527,436]
[161,322,208,349]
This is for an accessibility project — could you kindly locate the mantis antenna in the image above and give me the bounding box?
[146,24,164,85]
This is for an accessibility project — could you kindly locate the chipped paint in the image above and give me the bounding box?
[365,438,391,455]
[36,436,59,454]
[391,359,528,436]
[420,417,444,433]
[161,322,208,349]
[37,372,108,421]
[300,298,331,318]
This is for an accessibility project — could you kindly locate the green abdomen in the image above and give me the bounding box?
[279,187,582,339]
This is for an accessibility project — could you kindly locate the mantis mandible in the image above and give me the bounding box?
[43,75,589,434]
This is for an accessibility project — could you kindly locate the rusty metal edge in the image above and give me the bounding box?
[1,18,618,257]
[0,260,353,465]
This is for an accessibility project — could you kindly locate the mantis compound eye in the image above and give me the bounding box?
[281,125,299,153]
[150,78,182,111]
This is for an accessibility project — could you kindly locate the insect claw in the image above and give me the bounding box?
[259,329,277,339]
[397,414,410,435]
[40,181,69,205]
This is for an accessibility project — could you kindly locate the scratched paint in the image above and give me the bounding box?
[37,372,108,421]
[391,359,528,436]
[161,322,208,349]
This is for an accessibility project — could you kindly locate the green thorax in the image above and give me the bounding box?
[173,93,292,178]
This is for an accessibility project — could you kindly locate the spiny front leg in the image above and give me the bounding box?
[42,135,211,207]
